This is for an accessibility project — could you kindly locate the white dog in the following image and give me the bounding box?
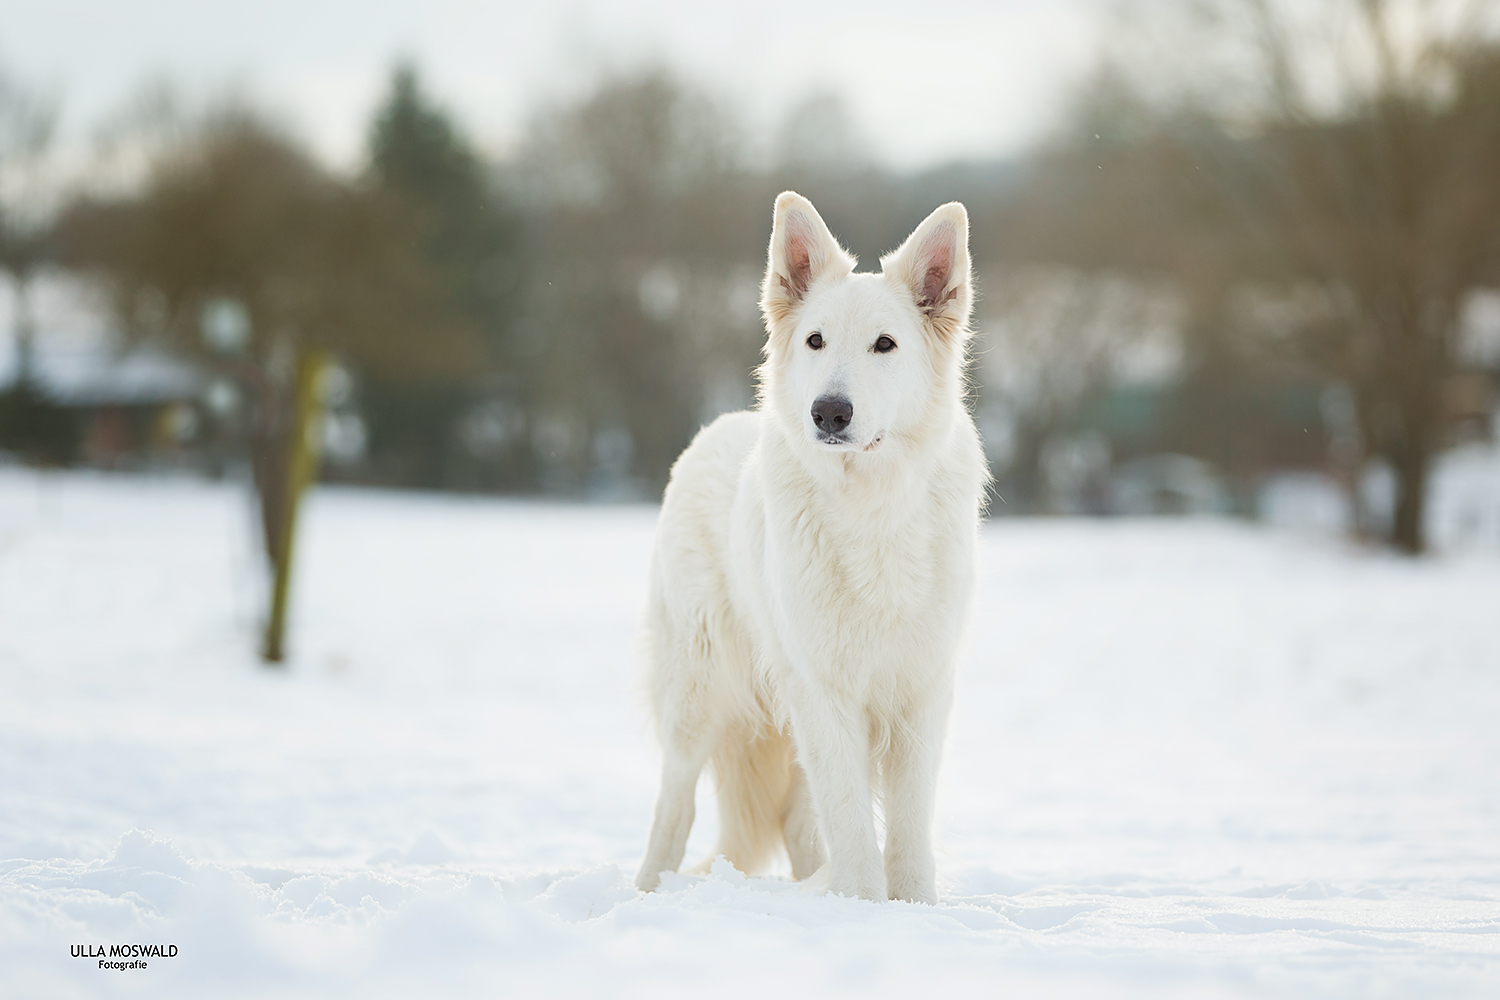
[635,192,987,903]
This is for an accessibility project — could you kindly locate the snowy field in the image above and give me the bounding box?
[1,468,1497,999]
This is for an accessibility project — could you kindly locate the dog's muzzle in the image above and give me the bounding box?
[811,395,853,444]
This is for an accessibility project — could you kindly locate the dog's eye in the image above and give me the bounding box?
[874,335,897,353]
[806,333,824,350]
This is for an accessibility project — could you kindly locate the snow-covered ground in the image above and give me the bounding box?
[1,469,1497,998]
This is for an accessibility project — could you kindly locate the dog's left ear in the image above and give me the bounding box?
[881,203,972,341]
[761,191,856,332]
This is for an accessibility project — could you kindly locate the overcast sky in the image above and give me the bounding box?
[2,0,1107,172]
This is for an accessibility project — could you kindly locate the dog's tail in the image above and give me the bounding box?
[696,725,795,876]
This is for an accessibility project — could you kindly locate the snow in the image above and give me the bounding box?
[1,468,1497,998]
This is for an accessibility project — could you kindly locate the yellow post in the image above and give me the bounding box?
[263,348,328,663]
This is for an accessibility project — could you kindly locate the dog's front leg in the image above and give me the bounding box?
[880,696,948,904]
[788,688,884,901]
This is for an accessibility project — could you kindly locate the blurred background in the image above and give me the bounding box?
[3,0,1500,558]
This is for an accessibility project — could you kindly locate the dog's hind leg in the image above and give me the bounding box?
[637,503,754,890]
[636,743,708,891]
[700,725,800,878]
[782,756,824,880]
[637,593,722,891]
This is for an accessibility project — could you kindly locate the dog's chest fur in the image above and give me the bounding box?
[732,417,980,703]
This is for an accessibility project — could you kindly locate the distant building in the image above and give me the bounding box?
[2,272,205,468]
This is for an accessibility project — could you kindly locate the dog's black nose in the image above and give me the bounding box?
[811,396,853,434]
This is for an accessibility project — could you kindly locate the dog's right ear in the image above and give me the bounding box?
[760,192,856,331]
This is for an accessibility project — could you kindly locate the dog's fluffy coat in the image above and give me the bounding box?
[635,192,987,903]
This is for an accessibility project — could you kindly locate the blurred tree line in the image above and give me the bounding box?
[4,60,1025,505]
[3,0,1499,557]
[0,60,71,455]
[991,0,1500,551]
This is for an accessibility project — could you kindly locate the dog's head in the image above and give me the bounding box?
[758,192,973,459]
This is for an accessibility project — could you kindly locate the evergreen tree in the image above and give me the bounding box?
[368,64,513,336]
[363,64,521,488]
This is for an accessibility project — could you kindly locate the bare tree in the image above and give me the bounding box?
[772,90,875,177]
[1002,0,1500,551]
[61,109,479,659]
[508,68,764,492]
[975,267,1181,510]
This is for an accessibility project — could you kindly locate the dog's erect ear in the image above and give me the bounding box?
[760,191,856,330]
[881,202,972,341]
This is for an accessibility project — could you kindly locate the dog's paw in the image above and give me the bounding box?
[634,862,671,892]
[797,863,832,894]
[887,883,938,905]
[684,855,715,876]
